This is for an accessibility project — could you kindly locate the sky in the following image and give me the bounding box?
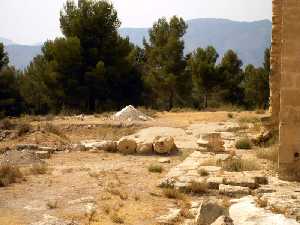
[0,0,272,45]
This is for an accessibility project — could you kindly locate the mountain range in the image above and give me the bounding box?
[1,18,271,70]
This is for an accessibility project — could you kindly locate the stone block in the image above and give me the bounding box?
[219,184,250,197]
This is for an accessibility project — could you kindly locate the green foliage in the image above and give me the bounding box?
[0,67,23,117]
[235,137,252,149]
[0,3,270,115]
[148,164,163,173]
[189,46,219,108]
[0,43,9,70]
[20,55,58,114]
[143,16,188,110]
[218,50,244,105]
[242,64,269,109]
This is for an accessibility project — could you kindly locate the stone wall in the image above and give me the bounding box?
[278,0,300,180]
[270,0,282,127]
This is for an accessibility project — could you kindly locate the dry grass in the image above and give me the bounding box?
[180,206,194,219]
[198,168,209,177]
[46,200,58,209]
[16,122,32,137]
[148,164,163,173]
[200,158,217,166]
[107,188,128,200]
[163,188,186,200]
[238,116,260,124]
[103,204,111,214]
[96,124,141,141]
[226,124,249,133]
[110,213,125,224]
[256,147,278,162]
[43,123,67,139]
[235,137,252,149]
[256,196,268,208]
[0,118,15,130]
[227,113,234,119]
[221,157,260,172]
[187,181,208,194]
[30,163,48,175]
[0,164,23,187]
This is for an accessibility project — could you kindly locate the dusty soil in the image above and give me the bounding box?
[0,151,193,225]
[0,110,287,225]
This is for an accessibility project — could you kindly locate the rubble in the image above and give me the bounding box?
[136,141,153,154]
[117,137,137,154]
[153,136,176,154]
[195,200,228,225]
[219,184,250,197]
[112,105,153,122]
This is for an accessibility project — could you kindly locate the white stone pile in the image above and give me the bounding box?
[112,105,153,122]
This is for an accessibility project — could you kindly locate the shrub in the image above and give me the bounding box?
[148,164,163,173]
[227,113,234,119]
[163,188,185,200]
[110,213,124,224]
[0,164,23,187]
[47,200,58,209]
[30,163,48,175]
[198,168,209,177]
[256,147,278,162]
[221,157,260,172]
[44,123,66,139]
[16,122,32,136]
[238,116,260,124]
[235,138,252,149]
[0,118,14,130]
[187,181,208,194]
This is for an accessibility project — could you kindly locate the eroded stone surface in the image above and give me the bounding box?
[230,197,299,225]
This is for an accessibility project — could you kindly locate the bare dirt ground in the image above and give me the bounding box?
[1,110,299,225]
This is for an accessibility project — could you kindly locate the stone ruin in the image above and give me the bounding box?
[270,0,300,180]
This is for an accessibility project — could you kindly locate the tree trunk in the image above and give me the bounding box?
[204,90,208,108]
[168,90,174,111]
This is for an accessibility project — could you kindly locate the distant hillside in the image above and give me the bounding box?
[0,37,15,46]
[120,18,272,67]
[5,45,41,70]
[1,18,271,69]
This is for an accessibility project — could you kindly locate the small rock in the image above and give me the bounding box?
[68,196,96,205]
[207,177,225,189]
[211,216,234,225]
[254,176,268,185]
[72,144,87,152]
[153,136,176,154]
[30,214,78,225]
[197,137,209,148]
[39,146,57,154]
[158,158,171,164]
[35,151,50,159]
[219,184,250,197]
[253,186,275,194]
[16,144,38,151]
[157,208,181,225]
[85,203,97,217]
[195,200,228,225]
[224,177,258,189]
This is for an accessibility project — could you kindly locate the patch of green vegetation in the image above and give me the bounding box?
[148,164,163,173]
[235,137,252,149]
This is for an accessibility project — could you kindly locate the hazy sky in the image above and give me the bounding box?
[0,0,272,45]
